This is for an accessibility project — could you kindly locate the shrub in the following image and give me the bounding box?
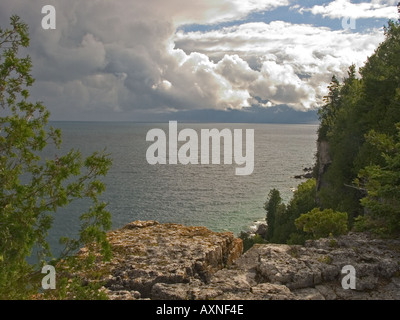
[295,208,348,239]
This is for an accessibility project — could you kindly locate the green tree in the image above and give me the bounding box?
[355,124,400,235]
[263,188,282,241]
[279,178,317,243]
[266,179,316,244]
[286,179,317,217]
[318,75,341,141]
[0,16,112,299]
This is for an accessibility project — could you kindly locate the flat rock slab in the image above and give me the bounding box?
[80,220,242,299]
[81,222,400,300]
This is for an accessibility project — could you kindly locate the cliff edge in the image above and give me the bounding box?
[80,221,400,300]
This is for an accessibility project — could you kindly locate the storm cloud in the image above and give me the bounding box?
[0,0,397,120]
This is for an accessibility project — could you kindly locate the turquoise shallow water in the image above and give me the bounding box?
[44,122,318,257]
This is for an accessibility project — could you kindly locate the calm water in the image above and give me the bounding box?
[45,122,318,256]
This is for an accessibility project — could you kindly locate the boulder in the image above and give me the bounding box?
[255,224,267,238]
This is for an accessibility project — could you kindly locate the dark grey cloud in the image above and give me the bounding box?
[0,1,389,120]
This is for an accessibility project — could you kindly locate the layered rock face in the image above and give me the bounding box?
[316,140,332,192]
[83,221,400,300]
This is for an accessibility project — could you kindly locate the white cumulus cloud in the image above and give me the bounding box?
[0,0,393,120]
[174,21,385,109]
[302,0,398,19]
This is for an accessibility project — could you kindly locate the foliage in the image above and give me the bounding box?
[262,12,400,242]
[263,188,282,241]
[286,232,308,246]
[295,208,348,239]
[317,75,341,141]
[37,256,110,300]
[354,124,400,235]
[314,16,400,232]
[0,16,112,299]
[264,179,317,244]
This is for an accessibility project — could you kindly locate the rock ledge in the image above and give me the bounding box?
[81,221,400,300]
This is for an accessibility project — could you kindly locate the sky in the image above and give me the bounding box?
[0,0,398,122]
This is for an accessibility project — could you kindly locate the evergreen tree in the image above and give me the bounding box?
[263,188,282,241]
[355,124,400,235]
[0,16,112,299]
[317,75,341,141]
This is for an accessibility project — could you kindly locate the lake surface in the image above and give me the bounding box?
[45,122,318,257]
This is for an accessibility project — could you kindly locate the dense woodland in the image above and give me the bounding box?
[258,14,400,248]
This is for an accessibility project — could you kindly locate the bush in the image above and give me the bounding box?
[287,232,308,245]
[295,208,348,239]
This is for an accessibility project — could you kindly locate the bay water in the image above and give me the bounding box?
[45,122,318,257]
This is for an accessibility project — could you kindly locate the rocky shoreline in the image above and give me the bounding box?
[80,221,400,300]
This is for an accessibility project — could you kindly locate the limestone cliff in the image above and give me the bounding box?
[80,221,400,300]
[316,140,332,193]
